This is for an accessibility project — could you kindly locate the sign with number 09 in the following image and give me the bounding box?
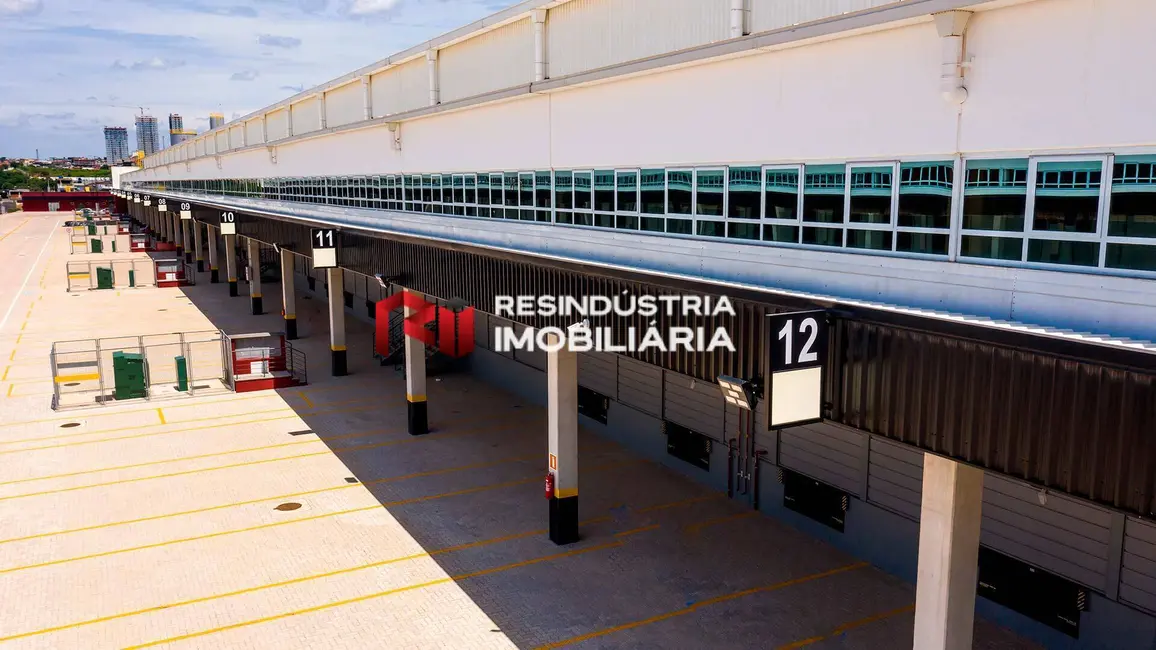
[765,310,828,429]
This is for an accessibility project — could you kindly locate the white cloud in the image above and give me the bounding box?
[347,0,402,16]
[111,57,186,71]
[258,34,302,48]
[230,70,259,81]
[0,0,42,16]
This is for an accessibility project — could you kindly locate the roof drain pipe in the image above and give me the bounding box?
[532,9,548,82]
[934,10,972,104]
[427,49,440,106]
[730,0,749,38]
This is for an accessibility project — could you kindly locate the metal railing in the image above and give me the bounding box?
[286,341,307,385]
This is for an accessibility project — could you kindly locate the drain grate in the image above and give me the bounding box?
[60,422,81,428]
[64,382,80,387]
[274,502,302,511]
[157,309,167,312]
[288,430,313,436]
[344,477,358,484]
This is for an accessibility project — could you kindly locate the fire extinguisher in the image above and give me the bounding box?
[544,472,555,499]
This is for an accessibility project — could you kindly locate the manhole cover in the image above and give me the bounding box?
[60,422,81,428]
[64,382,80,387]
[274,502,302,511]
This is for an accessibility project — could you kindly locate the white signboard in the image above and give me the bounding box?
[766,310,828,429]
[157,198,167,212]
[219,211,236,235]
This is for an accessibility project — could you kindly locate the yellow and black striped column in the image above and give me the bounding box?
[247,238,262,315]
[206,224,219,283]
[405,291,428,435]
[547,330,579,545]
[193,220,204,273]
[181,218,192,264]
[280,248,297,340]
[225,232,238,297]
[327,267,347,376]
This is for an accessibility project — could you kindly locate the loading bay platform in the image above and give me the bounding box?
[0,213,1047,648]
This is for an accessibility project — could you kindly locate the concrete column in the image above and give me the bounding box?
[913,454,984,650]
[404,291,428,435]
[327,268,347,376]
[181,219,192,264]
[280,249,297,340]
[193,220,204,272]
[547,330,579,545]
[247,238,262,315]
[224,233,238,297]
[207,225,219,283]
[172,214,182,255]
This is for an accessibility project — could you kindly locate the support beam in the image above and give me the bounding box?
[207,225,219,283]
[913,454,984,650]
[281,248,297,340]
[404,291,428,435]
[225,233,238,296]
[248,238,262,315]
[172,214,182,255]
[193,220,204,272]
[327,268,346,376]
[181,218,192,264]
[547,330,579,545]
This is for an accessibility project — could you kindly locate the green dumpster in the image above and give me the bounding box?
[87,224,96,236]
[112,351,146,400]
[90,239,102,254]
[128,269,135,288]
[96,267,113,290]
[175,356,189,392]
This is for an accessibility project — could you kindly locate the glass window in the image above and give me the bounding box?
[963,159,1027,231]
[640,168,664,215]
[640,217,664,232]
[421,174,433,205]
[803,164,845,224]
[616,171,638,213]
[764,224,799,243]
[802,227,842,247]
[1106,243,1156,272]
[554,171,573,210]
[464,175,477,217]
[518,172,534,220]
[1109,157,1156,238]
[574,171,592,212]
[764,168,799,221]
[1033,161,1102,233]
[616,215,638,230]
[535,171,552,222]
[695,169,724,216]
[697,221,725,238]
[896,232,949,255]
[898,162,953,229]
[727,222,759,240]
[727,166,760,219]
[849,165,892,224]
[404,175,416,211]
[476,173,490,217]
[961,235,1022,261]
[594,170,615,213]
[667,170,692,215]
[1027,239,1099,266]
[451,175,464,204]
[490,173,505,217]
[846,229,892,250]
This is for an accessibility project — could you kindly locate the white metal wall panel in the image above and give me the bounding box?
[440,18,534,103]
[750,0,900,33]
[291,97,320,135]
[616,356,661,416]
[578,351,616,399]
[662,371,723,438]
[229,125,245,148]
[214,131,228,153]
[548,0,731,78]
[371,58,428,118]
[1121,518,1156,614]
[981,474,1114,593]
[512,322,546,370]
[779,422,864,496]
[266,108,289,141]
[206,136,217,155]
[867,437,923,521]
[194,138,205,157]
[245,118,264,145]
[325,82,364,129]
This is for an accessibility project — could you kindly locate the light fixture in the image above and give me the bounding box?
[717,374,759,411]
[374,273,401,289]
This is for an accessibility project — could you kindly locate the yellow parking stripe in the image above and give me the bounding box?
[53,373,99,384]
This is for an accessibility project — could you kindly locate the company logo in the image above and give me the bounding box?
[492,294,736,353]
[375,290,476,359]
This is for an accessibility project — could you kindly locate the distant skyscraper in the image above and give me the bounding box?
[135,115,160,155]
[209,113,225,130]
[104,126,129,164]
[168,113,192,146]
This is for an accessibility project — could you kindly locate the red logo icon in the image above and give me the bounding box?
[374,290,475,359]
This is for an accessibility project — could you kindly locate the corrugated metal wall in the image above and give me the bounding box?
[266,108,289,141]
[579,350,617,399]
[214,131,228,153]
[618,356,662,417]
[867,437,923,520]
[749,0,901,33]
[245,119,264,146]
[205,136,217,155]
[549,0,732,78]
[229,125,245,149]
[291,97,320,134]
[194,139,205,157]
[325,81,364,129]
[372,58,428,118]
[440,18,534,103]
[1122,518,1156,614]
[780,421,865,496]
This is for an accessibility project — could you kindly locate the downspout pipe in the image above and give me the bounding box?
[532,9,547,82]
[730,0,749,38]
[934,10,972,105]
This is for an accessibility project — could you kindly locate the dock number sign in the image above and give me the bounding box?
[157,198,168,212]
[766,310,828,429]
[219,211,236,235]
[180,202,192,220]
[311,228,338,268]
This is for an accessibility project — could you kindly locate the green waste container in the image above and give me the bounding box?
[111,239,116,253]
[128,269,135,288]
[87,224,96,236]
[175,356,188,392]
[96,267,113,290]
[112,351,147,400]
[90,239,102,254]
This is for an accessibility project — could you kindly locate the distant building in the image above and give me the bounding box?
[104,127,130,165]
[169,114,193,146]
[135,115,160,156]
[209,113,225,130]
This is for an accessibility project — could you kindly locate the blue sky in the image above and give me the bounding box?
[0,0,514,158]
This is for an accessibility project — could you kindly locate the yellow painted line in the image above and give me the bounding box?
[5,384,12,397]
[7,349,14,362]
[614,523,661,537]
[53,373,100,384]
[156,408,165,425]
[777,604,915,649]
[535,562,872,649]
[635,494,720,513]
[14,333,20,344]
[67,273,90,279]
[683,511,758,534]
[1,366,7,381]
[125,541,626,649]
[298,390,314,409]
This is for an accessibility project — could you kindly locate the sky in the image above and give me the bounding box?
[0,0,515,158]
